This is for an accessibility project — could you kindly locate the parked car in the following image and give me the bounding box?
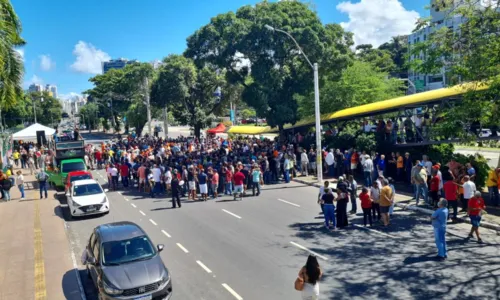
[65,171,93,197]
[66,179,109,219]
[82,222,172,300]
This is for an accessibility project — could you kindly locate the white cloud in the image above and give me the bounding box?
[15,48,24,61]
[70,41,111,74]
[39,54,55,71]
[337,0,420,47]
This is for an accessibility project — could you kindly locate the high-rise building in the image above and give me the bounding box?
[407,0,485,92]
[28,83,44,93]
[46,84,58,98]
[102,58,137,73]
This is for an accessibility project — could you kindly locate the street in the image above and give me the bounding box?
[58,167,500,300]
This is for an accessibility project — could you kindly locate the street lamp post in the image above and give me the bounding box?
[265,25,323,182]
[33,97,44,124]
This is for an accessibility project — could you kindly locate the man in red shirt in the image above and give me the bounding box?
[468,191,486,244]
[233,166,245,200]
[95,150,102,169]
[443,173,458,221]
[359,187,372,227]
[224,166,233,195]
[429,169,440,208]
[120,161,130,188]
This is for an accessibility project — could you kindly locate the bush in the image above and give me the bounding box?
[356,133,377,153]
[452,153,490,190]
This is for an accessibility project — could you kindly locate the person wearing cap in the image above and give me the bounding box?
[171,169,182,208]
[415,162,429,205]
[467,191,485,243]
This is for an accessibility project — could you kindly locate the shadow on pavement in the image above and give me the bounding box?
[62,269,88,300]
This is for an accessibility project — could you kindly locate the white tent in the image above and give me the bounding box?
[12,123,56,141]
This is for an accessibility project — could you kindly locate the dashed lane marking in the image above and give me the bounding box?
[176,243,189,253]
[289,241,328,261]
[131,203,137,208]
[222,283,243,300]
[277,198,301,207]
[139,210,146,216]
[196,260,212,273]
[149,219,157,226]
[222,209,242,219]
[161,230,171,238]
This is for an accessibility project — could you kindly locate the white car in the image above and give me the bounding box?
[66,179,110,219]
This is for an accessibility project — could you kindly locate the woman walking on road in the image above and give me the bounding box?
[431,199,448,260]
[467,191,486,244]
[321,188,336,230]
[296,255,322,300]
[16,171,25,200]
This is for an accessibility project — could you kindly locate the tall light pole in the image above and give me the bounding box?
[265,24,323,182]
[33,96,44,123]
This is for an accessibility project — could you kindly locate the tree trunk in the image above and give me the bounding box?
[278,124,285,143]
[194,123,202,140]
[163,106,168,138]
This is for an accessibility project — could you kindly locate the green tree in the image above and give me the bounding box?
[299,61,404,117]
[356,44,396,73]
[3,92,32,127]
[151,55,224,138]
[79,103,98,132]
[28,91,62,127]
[185,1,353,132]
[379,35,408,75]
[409,0,500,140]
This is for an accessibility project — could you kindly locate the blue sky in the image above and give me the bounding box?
[12,0,428,99]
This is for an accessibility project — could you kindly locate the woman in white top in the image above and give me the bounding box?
[16,171,25,200]
[298,255,322,300]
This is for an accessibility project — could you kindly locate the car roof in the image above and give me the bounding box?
[73,179,100,186]
[96,221,147,243]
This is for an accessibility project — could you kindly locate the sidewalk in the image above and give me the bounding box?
[293,175,500,231]
[0,169,84,300]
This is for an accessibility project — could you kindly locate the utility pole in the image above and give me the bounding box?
[163,106,168,137]
[144,77,152,136]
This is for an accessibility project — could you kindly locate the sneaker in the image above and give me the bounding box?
[21,198,25,200]
[478,238,483,244]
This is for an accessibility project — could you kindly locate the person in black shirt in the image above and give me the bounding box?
[321,188,336,229]
[336,176,349,228]
[171,170,182,208]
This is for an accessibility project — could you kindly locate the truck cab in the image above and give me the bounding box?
[46,140,87,189]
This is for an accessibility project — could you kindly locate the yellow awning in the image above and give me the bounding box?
[227,126,272,135]
[266,81,490,132]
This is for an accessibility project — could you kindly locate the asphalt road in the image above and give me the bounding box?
[56,167,500,300]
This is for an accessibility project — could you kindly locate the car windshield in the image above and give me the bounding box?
[62,162,86,173]
[101,236,156,266]
[70,174,91,183]
[73,183,103,196]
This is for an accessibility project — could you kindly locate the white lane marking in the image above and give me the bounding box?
[124,198,129,201]
[161,230,171,238]
[139,210,146,216]
[222,209,242,219]
[289,241,328,261]
[131,203,137,208]
[176,243,189,253]
[353,224,396,239]
[149,219,157,226]
[119,191,123,195]
[222,283,243,300]
[277,198,300,207]
[196,260,212,273]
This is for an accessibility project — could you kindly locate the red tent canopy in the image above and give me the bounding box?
[207,123,226,134]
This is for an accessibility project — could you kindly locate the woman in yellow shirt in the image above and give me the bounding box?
[487,168,500,206]
[13,150,20,167]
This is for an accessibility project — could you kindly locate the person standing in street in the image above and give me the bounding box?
[415,162,429,205]
[16,170,25,200]
[486,168,500,207]
[443,172,458,221]
[198,168,208,201]
[171,170,182,208]
[251,165,262,196]
[150,164,162,198]
[233,165,245,200]
[431,199,449,260]
[379,179,393,227]
[37,169,49,199]
[296,255,322,300]
[429,169,440,208]
[1,174,12,201]
[321,188,336,230]
[110,164,119,191]
[300,149,309,176]
[467,191,485,244]
[461,175,476,212]
[336,176,349,228]
[318,181,329,214]
[370,181,381,221]
[363,155,373,187]
[347,175,357,214]
[211,168,219,199]
[359,187,373,227]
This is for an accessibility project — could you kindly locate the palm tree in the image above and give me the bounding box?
[0,0,25,110]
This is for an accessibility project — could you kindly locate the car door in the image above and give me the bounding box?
[88,232,100,286]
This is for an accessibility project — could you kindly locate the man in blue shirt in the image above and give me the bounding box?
[431,199,449,260]
[198,169,208,201]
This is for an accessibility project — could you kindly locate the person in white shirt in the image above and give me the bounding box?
[164,167,173,193]
[110,164,119,190]
[363,155,374,187]
[325,150,334,177]
[301,149,309,176]
[150,164,162,198]
[16,170,25,200]
[461,175,476,212]
[423,155,432,175]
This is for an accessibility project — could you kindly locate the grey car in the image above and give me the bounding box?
[82,221,172,300]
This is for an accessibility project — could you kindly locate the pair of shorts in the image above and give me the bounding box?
[139,178,146,184]
[380,205,390,214]
[188,181,196,190]
[211,183,218,191]
[234,184,244,193]
[199,183,208,194]
[470,215,482,227]
[351,163,357,170]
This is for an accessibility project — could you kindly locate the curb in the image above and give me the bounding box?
[293,178,500,232]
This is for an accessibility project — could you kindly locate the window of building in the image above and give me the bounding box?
[429,75,443,83]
